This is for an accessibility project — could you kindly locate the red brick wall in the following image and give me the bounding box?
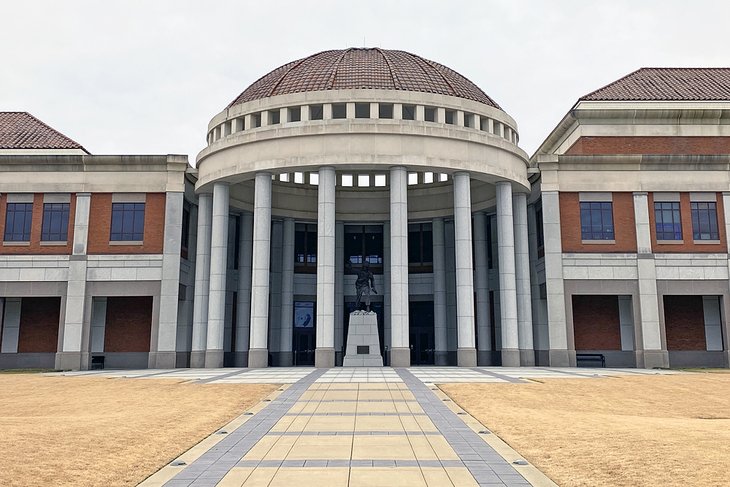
[560,192,637,253]
[0,194,76,255]
[104,296,153,353]
[17,297,61,353]
[565,136,730,155]
[664,295,706,351]
[649,193,727,253]
[87,194,165,254]
[572,295,622,350]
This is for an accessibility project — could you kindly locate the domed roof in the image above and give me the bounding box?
[227,48,500,109]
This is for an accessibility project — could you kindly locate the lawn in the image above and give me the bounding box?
[0,374,277,487]
[442,373,730,487]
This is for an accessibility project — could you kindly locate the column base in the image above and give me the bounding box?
[500,348,520,367]
[315,348,335,368]
[204,350,224,368]
[190,350,206,368]
[637,349,670,369]
[434,351,449,366]
[457,348,477,367]
[248,348,269,368]
[390,347,411,367]
[148,351,177,369]
[519,349,536,366]
[278,351,293,367]
[232,351,249,368]
[549,349,575,367]
[55,351,85,371]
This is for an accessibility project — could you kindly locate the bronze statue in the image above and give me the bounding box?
[354,262,377,312]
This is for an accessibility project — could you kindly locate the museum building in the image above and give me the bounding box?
[0,50,728,370]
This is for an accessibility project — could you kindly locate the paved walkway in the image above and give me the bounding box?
[100,366,682,487]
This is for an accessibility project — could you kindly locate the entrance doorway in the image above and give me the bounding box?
[409,301,435,365]
[293,301,316,366]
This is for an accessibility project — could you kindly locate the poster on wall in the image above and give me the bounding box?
[294,301,314,328]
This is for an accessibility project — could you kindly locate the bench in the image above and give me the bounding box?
[576,353,605,368]
[91,355,105,370]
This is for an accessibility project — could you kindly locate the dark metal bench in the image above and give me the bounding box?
[576,353,606,368]
[91,355,105,370]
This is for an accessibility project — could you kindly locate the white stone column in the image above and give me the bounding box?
[279,218,295,366]
[55,192,91,370]
[473,211,492,365]
[453,172,477,366]
[723,192,730,368]
[334,221,345,363]
[389,166,410,366]
[432,217,449,365]
[191,193,212,367]
[248,173,272,368]
[541,191,572,366]
[513,192,535,366]
[205,182,229,368]
[315,167,336,367]
[634,192,669,368]
[235,211,253,367]
[496,182,520,366]
[152,190,184,368]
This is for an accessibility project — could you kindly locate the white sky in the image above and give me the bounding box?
[2,1,729,162]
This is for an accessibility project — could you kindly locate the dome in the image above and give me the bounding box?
[227,48,501,109]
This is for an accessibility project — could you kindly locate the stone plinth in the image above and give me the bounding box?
[343,311,383,367]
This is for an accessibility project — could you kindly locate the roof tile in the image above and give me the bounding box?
[0,112,87,152]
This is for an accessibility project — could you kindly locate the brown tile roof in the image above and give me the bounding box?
[227,48,500,109]
[0,112,87,152]
[580,68,730,102]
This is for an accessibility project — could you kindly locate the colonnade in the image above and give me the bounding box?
[191,168,534,367]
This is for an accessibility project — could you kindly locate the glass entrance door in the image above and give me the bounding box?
[409,301,435,365]
[293,301,316,366]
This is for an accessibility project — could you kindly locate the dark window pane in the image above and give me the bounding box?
[424,107,436,122]
[402,105,415,120]
[355,103,370,118]
[4,202,33,241]
[332,103,346,119]
[309,105,324,120]
[110,202,145,241]
[378,103,393,119]
[580,201,614,240]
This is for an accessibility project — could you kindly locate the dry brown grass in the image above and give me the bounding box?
[0,375,277,487]
[441,374,730,487]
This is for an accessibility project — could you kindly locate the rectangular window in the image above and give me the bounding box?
[378,103,393,119]
[580,201,614,241]
[41,203,70,241]
[4,202,33,242]
[288,107,301,122]
[110,202,145,241]
[493,121,502,137]
[445,110,455,125]
[268,110,280,125]
[309,104,324,120]
[654,201,682,241]
[480,117,488,131]
[355,103,370,118]
[252,112,261,128]
[345,225,383,273]
[332,103,346,119]
[463,112,473,128]
[691,201,719,240]
[408,223,433,272]
[295,223,317,272]
[535,204,544,249]
[401,104,415,120]
[181,205,190,259]
[424,106,436,122]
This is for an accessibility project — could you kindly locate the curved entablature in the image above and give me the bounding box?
[196,89,529,194]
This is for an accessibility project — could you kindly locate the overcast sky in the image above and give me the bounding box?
[2,1,729,162]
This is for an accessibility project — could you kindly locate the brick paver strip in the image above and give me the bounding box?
[163,368,327,487]
[195,368,254,384]
[470,367,528,384]
[396,368,532,486]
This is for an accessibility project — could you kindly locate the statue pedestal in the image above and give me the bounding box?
[343,311,383,367]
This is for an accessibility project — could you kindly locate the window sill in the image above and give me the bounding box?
[581,240,616,245]
[656,240,684,245]
[693,240,721,245]
[109,240,144,246]
[2,241,30,246]
[40,241,68,246]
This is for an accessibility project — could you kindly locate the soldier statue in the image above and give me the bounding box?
[354,262,377,312]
